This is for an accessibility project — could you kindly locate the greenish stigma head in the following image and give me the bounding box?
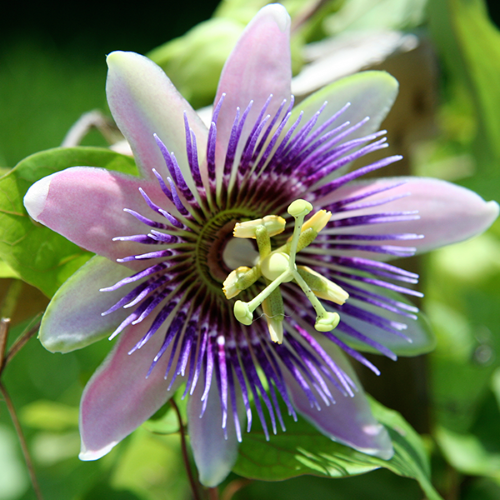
[222,199,349,343]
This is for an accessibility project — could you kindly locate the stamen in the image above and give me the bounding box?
[233,215,286,238]
[226,199,349,341]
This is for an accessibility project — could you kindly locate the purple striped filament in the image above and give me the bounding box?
[102,95,421,441]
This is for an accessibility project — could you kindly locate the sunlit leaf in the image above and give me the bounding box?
[426,242,500,431]
[491,368,500,412]
[0,425,28,500]
[234,397,442,500]
[324,0,427,34]
[31,431,81,466]
[436,426,500,477]
[110,428,190,500]
[429,0,500,199]
[20,400,79,431]
[0,259,18,278]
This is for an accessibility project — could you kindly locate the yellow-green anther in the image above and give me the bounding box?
[301,210,331,233]
[223,266,261,299]
[262,287,285,343]
[315,311,340,332]
[234,300,253,325]
[281,210,331,254]
[233,215,286,238]
[297,266,349,305]
[281,227,318,254]
[293,269,330,319]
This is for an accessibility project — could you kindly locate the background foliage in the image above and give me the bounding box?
[1,0,500,498]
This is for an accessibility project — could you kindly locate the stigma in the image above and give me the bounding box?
[223,199,349,343]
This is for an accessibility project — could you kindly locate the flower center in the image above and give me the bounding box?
[195,209,256,289]
[222,199,349,343]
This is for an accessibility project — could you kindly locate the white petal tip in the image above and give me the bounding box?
[106,50,129,67]
[259,3,290,32]
[79,441,116,461]
[24,174,55,220]
[486,200,500,221]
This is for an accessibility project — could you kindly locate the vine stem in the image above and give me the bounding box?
[0,382,44,500]
[0,317,42,376]
[0,280,44,499]
[0,318,9,369]
[208,487,219,500]
[221,479,252,500]
[170,399,203,500]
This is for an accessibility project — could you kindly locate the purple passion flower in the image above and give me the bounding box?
[23,4,498,487]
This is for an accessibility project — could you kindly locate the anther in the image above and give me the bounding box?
[233,215,286,238]
[224,199,348,340]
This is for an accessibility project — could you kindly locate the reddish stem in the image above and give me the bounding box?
[0,382,44,500]
[170,399,203,500]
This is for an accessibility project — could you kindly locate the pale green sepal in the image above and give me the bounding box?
[291,70,398,133]
[290,71,398,182]
[40,256,136,353]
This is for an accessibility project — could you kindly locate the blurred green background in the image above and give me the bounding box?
[1,0,500,499]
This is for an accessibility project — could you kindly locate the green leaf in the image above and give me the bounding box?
[462,478,500,500]
[20,400,79,431]
[148,18,244,109]
[143,404,179,436]
[429,0,500,200]
[0,425,29,499]
[0,259,19,278]
[0,147,138,297]
[323,0,427,34]
[491,368,500,412]
[436,426,500,477]
[31,431,81,466]
[426,238,500,432]
[233,397,442,500]
[436,389,500,478]
[110,427,190,500]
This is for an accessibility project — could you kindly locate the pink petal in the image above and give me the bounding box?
[79,314,183,460]
[40,256,136,353]
[187,377,241,487]
[284,342,393,459]
[319,177,499,255]
[24,166,172,268]
[106,51,208,181]
[214,4,292,165]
